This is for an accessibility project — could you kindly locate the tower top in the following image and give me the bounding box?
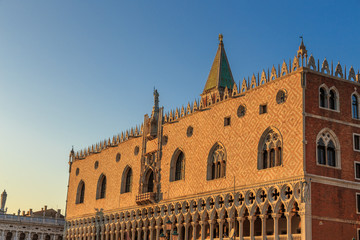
[297,36,308,59]
[202,34,234,95]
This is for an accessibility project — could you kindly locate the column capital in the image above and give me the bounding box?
[271,213,280,219]
[259,214,267,220]
[207,220,214,225]
[236,217,243,222]
[217,219,224,224]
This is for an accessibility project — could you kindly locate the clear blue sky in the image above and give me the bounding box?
[0,0,359,215]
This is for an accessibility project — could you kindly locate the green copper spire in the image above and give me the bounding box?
[203,34,235,94]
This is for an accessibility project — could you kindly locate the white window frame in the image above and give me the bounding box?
[356,193,360,214]
[354,133,360,152]
[355,162,360,180]
[315,128,341,169]
[351,91,360,120]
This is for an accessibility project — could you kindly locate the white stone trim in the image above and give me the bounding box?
[355,162,360,181]
[306,173,360,190]
[354,133,360,152]
[305,113,360,128]
[315,128,341,169]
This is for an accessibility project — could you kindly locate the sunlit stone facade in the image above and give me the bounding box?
[65,37,360,240]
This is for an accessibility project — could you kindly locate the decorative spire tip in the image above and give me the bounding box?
[219,34,223,44]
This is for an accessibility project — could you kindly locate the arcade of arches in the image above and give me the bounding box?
[66,180,307,240]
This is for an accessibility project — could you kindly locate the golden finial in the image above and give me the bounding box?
[297,35,307,59]
[219,34,223,44]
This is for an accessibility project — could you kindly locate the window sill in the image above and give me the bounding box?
[207,176,226,181]
[258,165,283,171]
[316,163,341,170]
[170,179,185,183]
[120,191,132,195]
[319,106,340,113]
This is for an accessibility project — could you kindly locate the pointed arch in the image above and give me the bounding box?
[352,92,360,119]
[142,168,154,193]
[96,174,106,199]
[76,180,85,204]
[316,128,341,168]
[319,84,329,108]
[121,166,133,193]
[329,87,339,111]
[258,127,283,170]
[206,142,226,180]
[170,148,185,182]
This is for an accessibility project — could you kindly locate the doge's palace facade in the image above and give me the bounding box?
[65,36,360,240]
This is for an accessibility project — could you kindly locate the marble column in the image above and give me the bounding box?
[260,215,266,240]
[184,223,189,240]
[271,214,279,240]
[248,216,255,240]
[285,213,292,240]
[176,224,182,240]
[237,217,243,240]
[217,220,224,240]
[115,226,119,240]
[155,226,160,240]
[149,227,154,240]
[208,220,213,240]
[199,221,205,240]
[191,222,196,240]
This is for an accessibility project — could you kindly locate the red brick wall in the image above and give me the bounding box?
[311,182,360,240]
[305,71,360,181]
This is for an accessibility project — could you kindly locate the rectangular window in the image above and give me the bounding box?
[224,116,231,126]
[357,193,360,214]
[260,104,267,114]
[356,162,360,180]
[358,228,360,240]
[354,134,360,151]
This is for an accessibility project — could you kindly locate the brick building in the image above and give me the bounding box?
[64,35,360,240]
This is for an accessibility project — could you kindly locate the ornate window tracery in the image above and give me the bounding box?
[316,129,340,168]
[258,127,282,170]
[319,85,339,111]
[207,143,226,180]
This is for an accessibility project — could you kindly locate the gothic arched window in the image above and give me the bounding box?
[170,149,185,182]
[125,169,132,193]
[316,129,340,168]
[96,174,106,199]
[352,94,359,119]
[76,180,85,204]
[329,89,337,110]
[320,87,327,108]
[143,169,154,193]
[207,143,226,180]
[258,127,283,170]
[175,152,184,181]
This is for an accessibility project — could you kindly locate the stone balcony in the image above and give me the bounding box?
[135,192,156,205]
[0,213,65,226]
